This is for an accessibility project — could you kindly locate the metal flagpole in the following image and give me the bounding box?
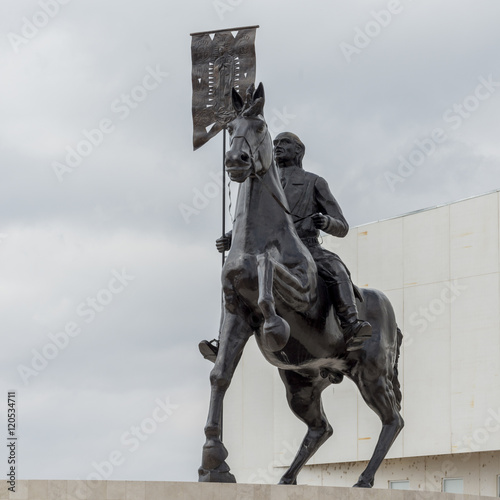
[221,127,226,442]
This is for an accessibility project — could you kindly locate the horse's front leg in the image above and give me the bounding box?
[199,308,253,483]
[256,251,290,352]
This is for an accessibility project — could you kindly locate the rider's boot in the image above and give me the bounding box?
[328,282,372,352]
[199,339,219,363]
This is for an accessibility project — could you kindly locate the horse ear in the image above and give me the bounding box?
[244,97,264,117]
[253,83,265,104]
[242,82,265,117]
[232,88,244,113]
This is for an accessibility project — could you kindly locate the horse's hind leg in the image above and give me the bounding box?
[352,374,404,488]
[199,310,253,483]
[278,369,332,485]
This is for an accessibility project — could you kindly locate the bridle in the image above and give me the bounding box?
[229,129,268,178]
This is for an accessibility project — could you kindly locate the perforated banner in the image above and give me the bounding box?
[190,25,258,150]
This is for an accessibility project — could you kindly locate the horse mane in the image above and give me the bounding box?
[232,83,265,118]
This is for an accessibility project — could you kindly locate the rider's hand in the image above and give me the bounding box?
[312,213,328,230]
[216,235,231,253]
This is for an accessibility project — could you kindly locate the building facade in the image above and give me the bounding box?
[224,190,500,496]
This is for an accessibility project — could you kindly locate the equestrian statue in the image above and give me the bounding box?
[198,83,404,488]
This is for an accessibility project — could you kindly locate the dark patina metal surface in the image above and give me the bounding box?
[198,84,404,488]
[190,26,258,150]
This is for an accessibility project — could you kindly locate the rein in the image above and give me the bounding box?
[253,171,313,223]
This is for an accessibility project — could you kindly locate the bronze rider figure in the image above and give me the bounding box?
[200,131,371,361]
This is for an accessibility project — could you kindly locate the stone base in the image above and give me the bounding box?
[0,480,490,500]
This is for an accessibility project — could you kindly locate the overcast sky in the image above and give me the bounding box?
[1,0,500,484]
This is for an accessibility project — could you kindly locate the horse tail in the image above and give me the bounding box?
[392,327,403,411]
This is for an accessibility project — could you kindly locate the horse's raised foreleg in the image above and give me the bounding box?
[278,369,332,485]
[199,310,253,483]
[352,374,404,488]
[256,252,290,352]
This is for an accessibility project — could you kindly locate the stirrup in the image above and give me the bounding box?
[199,339,219,363]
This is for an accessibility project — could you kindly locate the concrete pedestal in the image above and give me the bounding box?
[1,481,493,500]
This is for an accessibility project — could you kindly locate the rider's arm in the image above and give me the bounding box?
[314,177,349,238]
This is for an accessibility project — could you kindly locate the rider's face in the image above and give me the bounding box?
[273,137,298,164]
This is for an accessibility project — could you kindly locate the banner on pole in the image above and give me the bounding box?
[190,25,258,150]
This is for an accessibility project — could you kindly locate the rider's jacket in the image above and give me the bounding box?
[279,166,348,244]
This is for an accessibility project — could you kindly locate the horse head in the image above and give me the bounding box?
[225,83,273,183]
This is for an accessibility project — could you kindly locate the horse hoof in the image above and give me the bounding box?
[263,316,290,351]
[278,478,297,485]
[198,464,236,483]
[353,480,373,488]
[202,440,229,471]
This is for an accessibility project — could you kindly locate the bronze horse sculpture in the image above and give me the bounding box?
[199,83,404,488]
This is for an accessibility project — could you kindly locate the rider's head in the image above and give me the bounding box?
[273,132,305,168]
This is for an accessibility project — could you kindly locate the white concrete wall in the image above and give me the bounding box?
[297,451,500,496]
[224,190,500,491]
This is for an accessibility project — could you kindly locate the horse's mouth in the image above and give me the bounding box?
[226,165,252,182]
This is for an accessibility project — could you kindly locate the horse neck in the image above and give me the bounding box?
[232,161,293,252]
